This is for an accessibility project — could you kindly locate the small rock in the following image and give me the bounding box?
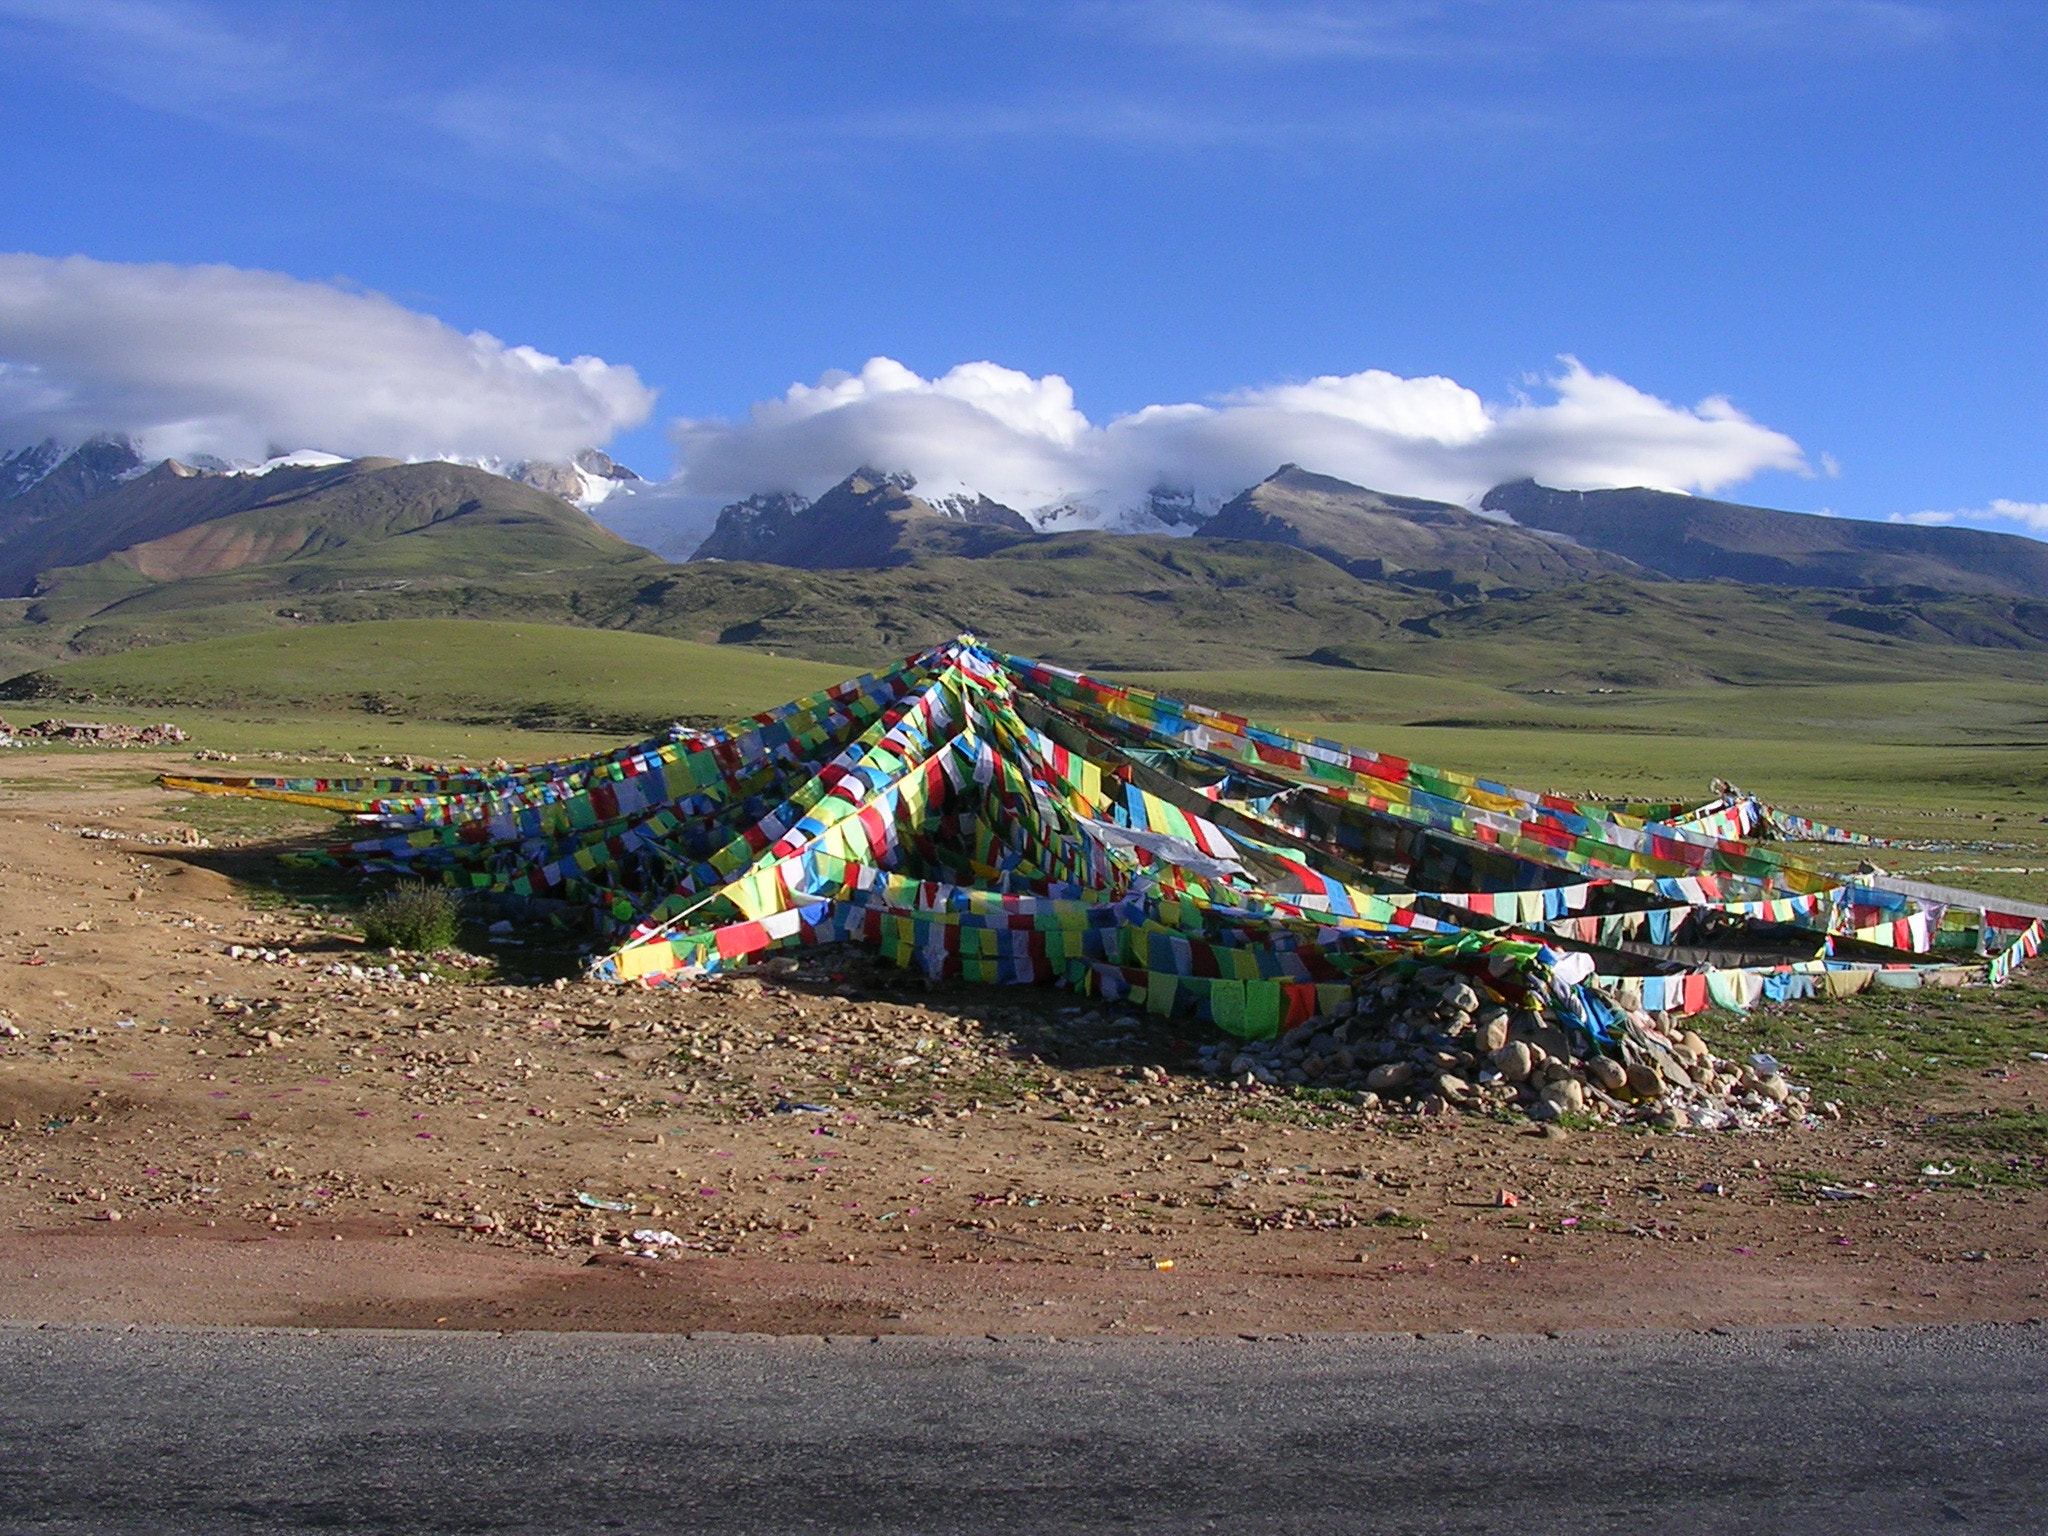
[1442,981,1481,1012]
[1754,1073,1791,1104]
[1475,1012,1510,1055]
[1540,1078,1585,1115]
[1492,1040,1534,1083]
[1435,1072,1471,1104]
[1366,1061,1414,1092]
[1623,1062,1663,1102]
[1586,1056,1628,1093]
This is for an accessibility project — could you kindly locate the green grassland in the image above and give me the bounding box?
[6,618,2043,913]
[3,621,848,734]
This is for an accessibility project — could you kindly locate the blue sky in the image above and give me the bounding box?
[0,0,2042,536]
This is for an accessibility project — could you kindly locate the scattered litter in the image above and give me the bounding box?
[1,717,187,748]
[575,1192,635,1212]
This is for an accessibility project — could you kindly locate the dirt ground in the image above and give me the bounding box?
[3,747,2045,1337]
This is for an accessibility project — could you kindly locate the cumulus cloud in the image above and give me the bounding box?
[670,355,1806,520]
[1896,501,2048,536]
[0,253,654,464]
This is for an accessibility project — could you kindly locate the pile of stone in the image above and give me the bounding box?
[1193,965,1811,1131]
[0,717,188,748]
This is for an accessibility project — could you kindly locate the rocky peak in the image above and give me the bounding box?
[1144,483,1217,530]
[510,448,645,504]
[691,489,815,562]
[0,439,66,500]
[0,435,146,506]
[845,466,919,498]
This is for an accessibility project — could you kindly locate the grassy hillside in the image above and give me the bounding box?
[615,541,2048,684]
[2,621,850,734]
[1485,478,2048,598]
[1202,465,1636,590]
[3,460,669,670]
[8,488,2048,688]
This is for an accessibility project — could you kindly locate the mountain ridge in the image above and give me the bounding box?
[4,442,2048,692]
[692,467,1037,567]
[1484,479,2048,598]
[1202,464,1642,592]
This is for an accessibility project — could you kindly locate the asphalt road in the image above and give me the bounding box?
[2,1323,2043,1533]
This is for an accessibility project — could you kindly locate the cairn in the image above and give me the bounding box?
[1195,965,1812,1131]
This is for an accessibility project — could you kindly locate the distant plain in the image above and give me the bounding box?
[8,617,2042,905]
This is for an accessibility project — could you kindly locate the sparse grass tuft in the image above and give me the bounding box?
[359,881,463,953]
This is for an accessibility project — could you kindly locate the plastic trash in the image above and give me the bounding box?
[575,1192,634,1212]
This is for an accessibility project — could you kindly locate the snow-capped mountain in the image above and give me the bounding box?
[1,434,149,499]
[1025,483,1220,536]
[0,431,1227,563]
[504,448,642,508]
[0,437,644,514]
[876,469,1219,538]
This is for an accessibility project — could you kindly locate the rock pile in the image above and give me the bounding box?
[0,717,188,748]
[1193,965,1811,1131]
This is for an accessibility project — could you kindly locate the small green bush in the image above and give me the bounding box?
[359,881,462,953]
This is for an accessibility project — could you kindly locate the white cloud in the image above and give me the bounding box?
[1897,501,2048,535]
[0,254,654,463]
[669,355,1806,525]
[1111,0,1950,62]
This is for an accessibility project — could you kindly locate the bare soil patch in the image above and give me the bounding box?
[3,747,2045,1336]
